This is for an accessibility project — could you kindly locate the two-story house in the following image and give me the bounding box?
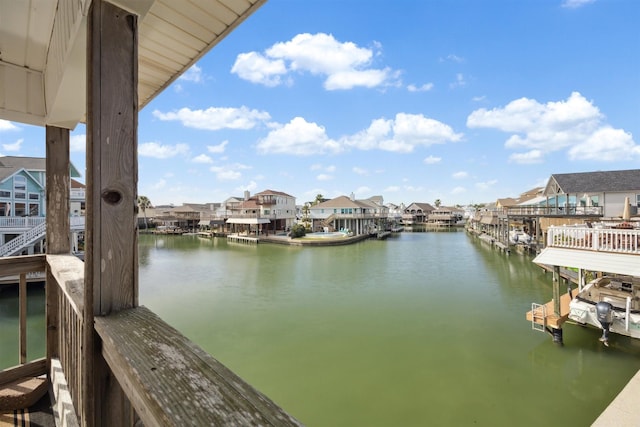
[0,156,83,255]
[225,190,297,234]
[309,194,389,235]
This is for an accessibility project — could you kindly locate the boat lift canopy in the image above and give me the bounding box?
[533,247,640,277]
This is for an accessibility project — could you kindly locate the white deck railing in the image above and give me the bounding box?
[0,217,46,229]
[547,226,640,254]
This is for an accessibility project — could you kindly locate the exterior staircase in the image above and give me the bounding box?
[0,221,47,257]
[0,217,85,257]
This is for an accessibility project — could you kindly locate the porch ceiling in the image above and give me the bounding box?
[0,0,266,129]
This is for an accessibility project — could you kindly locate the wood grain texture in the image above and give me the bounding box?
[0,254,45,277]
[45,126,71,255]
[95,306,303,427]
[0,359,46,386]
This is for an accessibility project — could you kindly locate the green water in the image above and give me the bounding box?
[2,232,640,425]
[137,232,640,426]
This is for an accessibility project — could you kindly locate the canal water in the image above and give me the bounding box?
[2,231,640,425]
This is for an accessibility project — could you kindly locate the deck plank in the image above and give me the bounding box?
[95,306,302,427]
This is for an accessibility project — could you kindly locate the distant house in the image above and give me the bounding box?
[402,202,435,224]
[309,194,388,235]
[427,206,465,227]
[225,190,297,233]
[542,169,640,218]
[0,156,82,254]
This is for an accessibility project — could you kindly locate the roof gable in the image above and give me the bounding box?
[545,169,640,195]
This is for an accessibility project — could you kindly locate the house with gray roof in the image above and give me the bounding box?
[543,169,640,218]
[402,202,435,224]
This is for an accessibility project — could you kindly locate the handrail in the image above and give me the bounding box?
[0,255,47,383]
[0,221,47,257]
[547,226,640,254]
[0,217,84,257]
[0,217,46,229]
[95,306,302,426]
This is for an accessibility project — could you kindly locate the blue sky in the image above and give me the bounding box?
[1,0,639,207]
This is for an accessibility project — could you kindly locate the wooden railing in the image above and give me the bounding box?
[506,205,604,216]
[1,254,301,426]
[547,226,640,254]
[0,217,46,229]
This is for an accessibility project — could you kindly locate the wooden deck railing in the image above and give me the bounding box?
[547,226,640,254]
[1,254,301,426]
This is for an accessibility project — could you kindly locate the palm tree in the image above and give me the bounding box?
[314,194,324,205]
[137,195,152,229]
[434,199,441,208]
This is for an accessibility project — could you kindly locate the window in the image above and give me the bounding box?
[637,194,640,208]
[29,203,39,216]
[14,203,26,217]
[14,175,26,192]
[15,192,26,199]
[0,190,10,198]
[29,193,39,201]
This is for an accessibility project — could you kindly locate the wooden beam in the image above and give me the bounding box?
[0,255,46,277]
[45,126,71,255]
[86,1,139,425]
[0,359,47,386]
[95,307,302,427]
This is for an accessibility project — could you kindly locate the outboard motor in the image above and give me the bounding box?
[595,301,613,345]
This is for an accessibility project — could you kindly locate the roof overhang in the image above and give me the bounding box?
[533,248,640,277]
[0,0,267,129]
[226,218,271,224]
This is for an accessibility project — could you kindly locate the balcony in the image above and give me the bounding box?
[546,225,640,255]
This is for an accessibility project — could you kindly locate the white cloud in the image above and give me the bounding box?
[139,142,189,159]
[509,150,544,164]
[192,154,213,164]
[423,155,442,164]
[384,185,400,193]
[450,73,466,89]
[153,106,270,131]
[452,171,468,179]
[231,52,288,87]
[70,134,86,152]
[257,117,341,155]
[0,120,19,131]
[235,180,258,194]
[2,138,23,152]
[451,186,466,194]
[207,141,228,153]
[210,163,251,181]
[151,179,166,190]
[344,113,462,153]
[472,95,486,102]
[467,91,638,162]
[476,180,498,190]
[407,83,434,92]
[178,64,203,83]
[562,0,596,8]
[440,54,465,63]
[232,33,400,90]
[316,174,333,181]
[568,127,640,161]
[353,167,368,175]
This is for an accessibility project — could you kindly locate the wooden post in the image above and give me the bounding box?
[85,1,139,425]
[19,273,27,364]
[45,126,70,375]
[552,266,561,316]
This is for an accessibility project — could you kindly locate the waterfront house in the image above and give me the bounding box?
[309,194,389,235]
[0,156,83,255]
[0,1,300,425]
[225,190,297,234]
[427,206,465,227]
[402,202,435,224]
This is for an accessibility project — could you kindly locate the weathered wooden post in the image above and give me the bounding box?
[84,0,139,425]
[45,126,71,372]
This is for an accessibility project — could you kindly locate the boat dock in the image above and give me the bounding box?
[525,290,573,330]
[227,234,259,244]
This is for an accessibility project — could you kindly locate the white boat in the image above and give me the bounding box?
[509,228,531,244]
[568,275,640,344]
